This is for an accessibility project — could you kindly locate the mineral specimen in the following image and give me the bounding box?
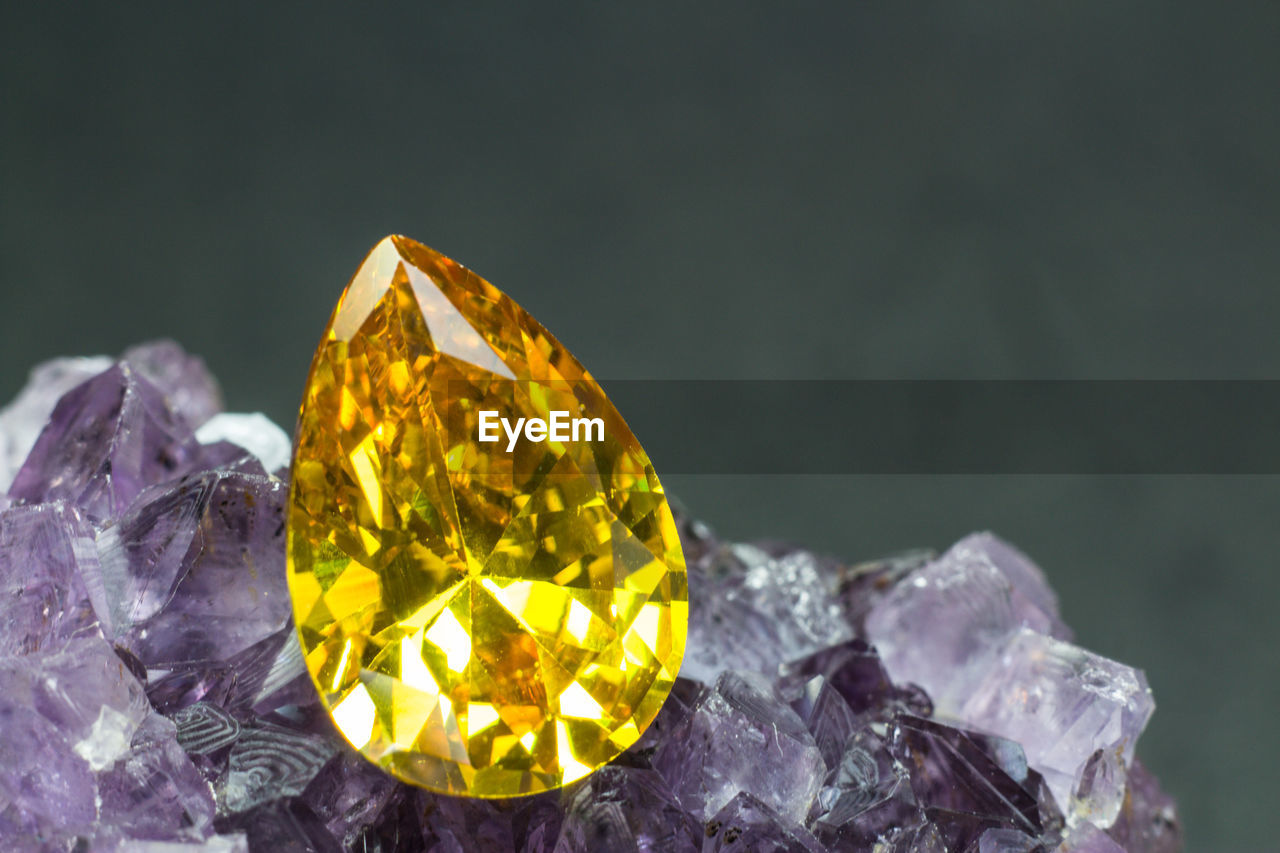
[0,342,1180,851]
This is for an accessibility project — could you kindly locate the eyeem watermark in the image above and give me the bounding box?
[478,410,605,452]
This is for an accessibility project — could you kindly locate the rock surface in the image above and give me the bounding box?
[0,343,1181,851]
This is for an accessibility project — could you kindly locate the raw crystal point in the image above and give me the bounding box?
[957,629,1154,828]
[0,343,1179,851]
[8,363,203,520]
[0,636,152,770]
[0,354,112,492]
[556,766,700,853]
[95,466,290,666]
[705,791,825,852]
[683,540,853,682]
[653,670,826,824]
[961,532,1073,641]
[122,339,224,429]
[889,715,1044,849]
[97,712,217,842]
[865,536,1060,711]
[865,535,1155,828]
[0,501,100,654]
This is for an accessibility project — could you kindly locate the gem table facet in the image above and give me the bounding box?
[286,236,689,797]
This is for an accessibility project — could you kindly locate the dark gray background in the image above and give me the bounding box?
[2,3,1275,847]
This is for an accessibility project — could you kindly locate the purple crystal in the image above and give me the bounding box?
[214,799,341,852]
[95,467,290,666]
[97,713,216,842]
[1104,760,1181,853]
[0,502,100,654]
[865,536,1062,710]
[653,670,826,824]
[809,725,920,848]
[556,766,698,852]
[706,791,825,852]
[122,339,224,430]
[889,715,1044,847]
[0,346,1181,851]
[0,355,112,492]
[683,540,853,682]
[305,751,421,848]
[8,364,202,520]
[956,629,1155,827]
[866,535,1155,827]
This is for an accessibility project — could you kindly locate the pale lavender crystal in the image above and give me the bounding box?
[0,355,112,492]
[8,364,203,520]
[94,467,290,665]
[705,791,825,852]
[865,535,1065,712]
[683,539,853,682]
[0,701,98,839]
[957,629,1154,828]
[2,637,152,770]
[122,339,224,429]
[556,766,699,853]
[97,713,216,842]
[865,535,1155,828]
[0,502,100,654]
[1105,761,1181,853]
[962,532,1073,641]
[653,670,826,824]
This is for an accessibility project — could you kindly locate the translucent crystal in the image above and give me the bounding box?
[652,670,825,824]
[9,364,203,520]
[0,355,111,492]
[0,502,100,654]
[866,535,1155,827]
[121,340,223,429]
[556,766,699,852]
[683,541,852,682]
[958,629,1155,827]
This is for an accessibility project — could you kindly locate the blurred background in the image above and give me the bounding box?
[2,3,1276,847]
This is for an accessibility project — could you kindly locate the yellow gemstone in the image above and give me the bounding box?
[286,235,688,797]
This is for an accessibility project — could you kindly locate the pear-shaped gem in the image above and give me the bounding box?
[286,236,688,796]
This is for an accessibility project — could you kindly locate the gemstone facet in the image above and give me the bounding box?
[286,236,688,797]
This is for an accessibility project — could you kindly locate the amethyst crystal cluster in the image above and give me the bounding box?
[0,343,1180,852]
